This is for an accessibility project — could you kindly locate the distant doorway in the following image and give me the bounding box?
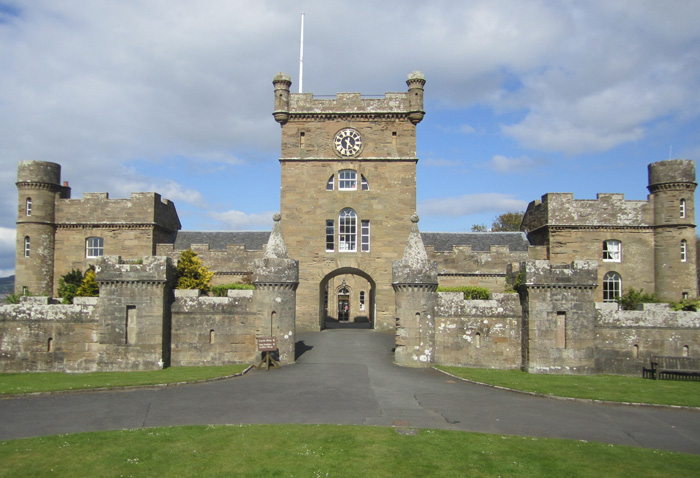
[319,267,376,330]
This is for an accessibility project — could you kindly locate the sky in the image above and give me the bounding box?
[1,0,699,278]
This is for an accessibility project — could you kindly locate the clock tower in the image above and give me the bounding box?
[273,72,426,331]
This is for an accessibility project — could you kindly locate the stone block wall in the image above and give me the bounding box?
[0,296,98,373]
[594,302,700,374]
[435,292,521,368]
[171,290,260,366]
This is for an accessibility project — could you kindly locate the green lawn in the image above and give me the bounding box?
[436,366,700,408]
[0,364,249,395]
[1,424,698,477]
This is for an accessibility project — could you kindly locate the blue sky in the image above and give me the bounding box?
[0,0,699,277]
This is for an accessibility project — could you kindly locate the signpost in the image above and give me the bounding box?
[256,336,279,370]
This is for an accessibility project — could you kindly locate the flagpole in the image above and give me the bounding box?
[299,13,305,94]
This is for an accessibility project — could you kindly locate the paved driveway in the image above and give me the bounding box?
[2,330,700,455]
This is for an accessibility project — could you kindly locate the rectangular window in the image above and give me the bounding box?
[339,210,357,252]
[680,199,687,218]
[603,240,621,262]
[325,220,335,252]
[86,237,104,258]
[681,240,688,262]
[338,170,357,190]
[556,311,566,349]
[24,236,30,257]
[360,291,365,311]
[361,220,370,252]
[26,198,32,216]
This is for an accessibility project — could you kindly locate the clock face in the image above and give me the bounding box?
[334,128,362,157]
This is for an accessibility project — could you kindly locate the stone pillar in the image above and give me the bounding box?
[392,214,438,367]
[520,260,598,374]
[94,256,176,371]
[253,214,299,365]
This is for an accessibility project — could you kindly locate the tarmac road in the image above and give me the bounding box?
[2,329,700,455]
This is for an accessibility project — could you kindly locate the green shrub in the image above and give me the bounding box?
[210,282,256,297]
[437,286,490,300]
[76,267,99,297]
[176,249,214,293]
[670,297,700,311]
[617,288,660,311]
[3,291,29,304]
[58,268,84,304]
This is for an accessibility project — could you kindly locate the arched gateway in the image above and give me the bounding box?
[319,268,376,329]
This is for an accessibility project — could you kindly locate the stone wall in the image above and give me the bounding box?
[434,292,521,368]
[0,296,98,373]
[594,302,700,374]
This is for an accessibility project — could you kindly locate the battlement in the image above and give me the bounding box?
[522,192,652,231]
[521,260,598,289]
[289,91,411,115]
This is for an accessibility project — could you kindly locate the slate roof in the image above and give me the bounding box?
[421,232,530,252]
[172,231,271,251]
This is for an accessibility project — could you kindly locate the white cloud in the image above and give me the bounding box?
[485,155,546,173]
[459,124,476,134]
[419,193,527,218]
[207,210,277,231]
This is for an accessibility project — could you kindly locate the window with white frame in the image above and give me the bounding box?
[86,237,104,258]
[603,240,621,262]
[23,236,30,257]
[361,174,369,191]
[680,199,686,218]
[681,239,688,262]
[603,272,622,302]
[361,220,370,252]
[325,220,335,251]
[26,197,32,216]
[326,175,334,191]
[339,208,357,252]
[338,170,357,190]
[360,291,365,311]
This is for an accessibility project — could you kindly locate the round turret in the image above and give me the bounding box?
[406,71,426,125]
[272,73,292,125]
[648,159,696,192]
[17,160,61,185]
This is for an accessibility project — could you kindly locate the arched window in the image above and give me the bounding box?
[681,240,688,262]
[338,170,357,190]
[23,236,30,257]
[86,237,104,258]
[339,208,357,252]
[603,272,622,302]
[680,199,687,218]
[209,329,215,344]
[25,197,32,216]
[361,174,369,191]
[603,240,621,262]
[326,175,334,191]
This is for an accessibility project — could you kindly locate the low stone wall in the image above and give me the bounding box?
[434,292,522,368]
[595,302,700,375]
[0,297,98,372]
[170,290,260,366]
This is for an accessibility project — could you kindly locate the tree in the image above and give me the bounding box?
[76,266,99,297]
[491,211,524,232]
[471,223,488,232]
[58,268,83,304]
[176,248,214,293]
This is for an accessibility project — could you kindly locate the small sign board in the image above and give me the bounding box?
[256,336,277,351]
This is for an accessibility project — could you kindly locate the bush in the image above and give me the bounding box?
[210,282,256,297]
[4,291,28,304]
[58,268,84,304]
[617,288,659,311]
[176,249,214,293]
[671,298,700,312]
[437,286,490,300]
[76,267,99,297]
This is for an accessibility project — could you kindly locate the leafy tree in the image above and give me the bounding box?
[176,248,214,293]
[491,211,524,232]
[471,224,488,232]
[76,266,99,297]
[617,288,659,311]
[58,268,83,304]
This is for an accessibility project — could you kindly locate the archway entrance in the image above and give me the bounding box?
[319,268,376,330]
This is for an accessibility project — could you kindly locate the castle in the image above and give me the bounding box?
[3,72,699,374]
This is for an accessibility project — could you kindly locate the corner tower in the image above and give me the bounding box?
[274,72,426,331]
[15,161,70,296]
[648,159,698,300]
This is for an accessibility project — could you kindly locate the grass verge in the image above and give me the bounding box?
[436,366,700,407]
[0,364,249,395]
[1,424,698,477]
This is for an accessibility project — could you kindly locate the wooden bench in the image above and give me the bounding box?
[643,355,700,380]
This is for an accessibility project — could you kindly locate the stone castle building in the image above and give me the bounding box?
[4,72,699,374]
